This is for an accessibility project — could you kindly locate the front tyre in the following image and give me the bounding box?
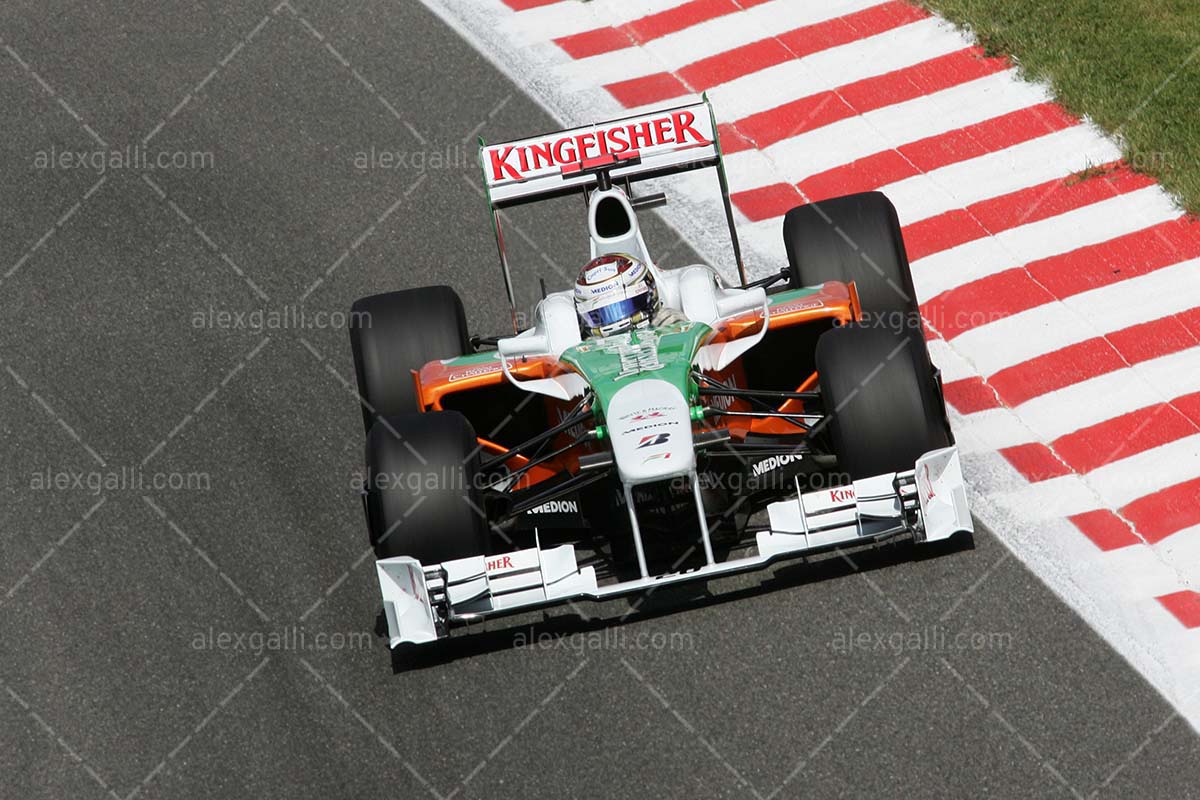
[816,325,950,481]
[365,411,488,563]
[784,191,920,342]
[349,286,471,433]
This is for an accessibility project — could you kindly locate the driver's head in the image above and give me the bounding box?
[574,253,659,338]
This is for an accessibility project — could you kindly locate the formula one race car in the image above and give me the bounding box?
[349,99,972,649]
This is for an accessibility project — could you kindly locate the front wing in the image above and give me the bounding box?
[376,447,972,648]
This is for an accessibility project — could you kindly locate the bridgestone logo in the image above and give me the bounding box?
[525,500,579,515]
[751,454,802,477]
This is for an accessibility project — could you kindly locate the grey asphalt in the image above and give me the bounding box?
[2,1,1198,798]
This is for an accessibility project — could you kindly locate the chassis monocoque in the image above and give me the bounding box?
[348,100,973,650]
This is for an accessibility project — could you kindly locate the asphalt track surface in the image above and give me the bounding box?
[2,2,1199,798]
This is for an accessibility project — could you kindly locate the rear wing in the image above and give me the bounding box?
[478,98,746,328]
[482,101,720,207]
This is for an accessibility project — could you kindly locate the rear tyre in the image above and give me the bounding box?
[784,191,920,341]
[365,411,488,562]
[816,325,949,480]
[350,286,471,433]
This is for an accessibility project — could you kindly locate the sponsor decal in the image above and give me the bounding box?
[751,454,803,477]
[593,330,666,380]
[616,342,662,379]
[486,555,515,571]
[516,495,586,531]
[708,375,739,411]
[620,405,670,421]
[642,452,672,464]
[484,109,711,183]
[921,464,936,503]
[828,487,856,504]
[581,282,620,297]
[447,363,501,382]
[397,569,425,607]
[637,433,671,448]
[585,261,619,282]
[773,299,825,315]
[525,499,580,515]
[622,421,674,435]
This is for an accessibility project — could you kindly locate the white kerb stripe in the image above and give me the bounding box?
[503,0,691,41]
[993,434,1200,525]
[758,71,1050,187]
[953,410,1034,454]
[991,473,1098,520]
[952,255,1200,377]
[1014,346,1200,442]
[1150,525,1200,595]
[1088,434,1200,508]
[881,125,1122,223]
[705,17,971,122]
[910,185,1180,300]
[553,0,887,87]
[926,338,977,383]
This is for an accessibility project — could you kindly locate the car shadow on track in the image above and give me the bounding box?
[378,531,975,674]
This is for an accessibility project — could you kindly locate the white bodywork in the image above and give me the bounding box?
[495,177,767,393]
[605,378,695,484]
[377,446,974,649]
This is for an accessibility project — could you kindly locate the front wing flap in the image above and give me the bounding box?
[376,447,972,648]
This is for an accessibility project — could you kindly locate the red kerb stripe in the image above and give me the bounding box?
[988,314,1200,408]
[796,103,1076,203]
[604,1,926,107]
[999,442,1073,482]
[1122,477,1200,543]
[1052,395,1200,474]
[556,27,630,59]
[681,2,928,92]
[1157,591,1200,628]
[557,0,773,59]
[731,47,1008,155]
[988,339,1128,408]
[941,375,1002,414]
[730,182,805,223]
[903,163,1154,261]
[503,0,562,10]
[932,216,1200,340]
[1069,510,1141,551]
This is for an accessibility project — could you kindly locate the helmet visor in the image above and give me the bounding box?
[580,292,655,330]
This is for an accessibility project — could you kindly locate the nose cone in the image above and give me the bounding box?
[606,379,695,484]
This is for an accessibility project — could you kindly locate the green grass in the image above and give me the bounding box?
[920,0,1200,214]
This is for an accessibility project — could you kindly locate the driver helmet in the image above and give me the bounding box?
[574,253,659,338]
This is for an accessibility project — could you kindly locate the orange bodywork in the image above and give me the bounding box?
[414,281,859,490]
